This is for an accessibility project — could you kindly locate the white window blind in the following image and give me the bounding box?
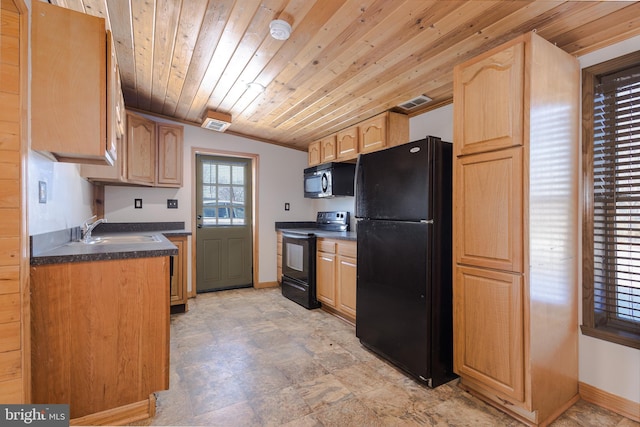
[592,64,640,334]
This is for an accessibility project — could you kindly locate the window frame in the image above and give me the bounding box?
[581,50,640,350]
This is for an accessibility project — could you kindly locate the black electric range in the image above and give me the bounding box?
[280,211,350,308]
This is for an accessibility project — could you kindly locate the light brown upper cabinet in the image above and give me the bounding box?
[307,111,408,166]
[31,1,115,165]
[126,112,156,185]
[454,41,524,157]
[453,32,580,427]
[83,112,183,188]
[336,127,358,161]
[358,111,409,154]
[156,123,184,187]
[320,135,337,163]
[80,37,126,183]
[358,114,386,154]
[308,140,321,166]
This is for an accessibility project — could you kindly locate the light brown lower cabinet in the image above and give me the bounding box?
[316,238,356,322]
[30,257,170,424]
[336,242,357,319]
[168,236,188,310]
[454,266,524,401]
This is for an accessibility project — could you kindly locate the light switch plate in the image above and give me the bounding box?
[38,181,47,204]
[134,198,142,209]
[167,199,178,209]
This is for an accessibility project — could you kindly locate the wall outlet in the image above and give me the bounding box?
[167,199,178,209]
[284,202,290,211]
[134,198,142,209]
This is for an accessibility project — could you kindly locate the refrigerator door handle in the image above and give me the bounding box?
[420,219,434,224]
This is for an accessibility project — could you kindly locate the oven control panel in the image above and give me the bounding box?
[316,211,350,232]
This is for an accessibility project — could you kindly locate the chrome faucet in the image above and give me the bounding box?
[81,216,107,242]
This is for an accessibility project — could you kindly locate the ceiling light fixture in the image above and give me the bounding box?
[246,82,265,93]
[201,110,232,132]
[269,19,291,40]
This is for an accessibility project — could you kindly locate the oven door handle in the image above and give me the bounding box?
[282,232,315,240]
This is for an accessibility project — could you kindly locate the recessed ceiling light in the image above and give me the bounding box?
[269,19,291,40]
[246,82,265,93]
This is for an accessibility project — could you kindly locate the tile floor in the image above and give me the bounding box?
[131,287,638,427]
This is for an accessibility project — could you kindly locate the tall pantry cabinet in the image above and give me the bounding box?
[452,32,580,426]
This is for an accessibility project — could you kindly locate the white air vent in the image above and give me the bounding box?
[201,110,232,132]
[397,95,433,111]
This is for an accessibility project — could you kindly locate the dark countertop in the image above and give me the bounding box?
[31,222,191,266]
[275,222,356,241]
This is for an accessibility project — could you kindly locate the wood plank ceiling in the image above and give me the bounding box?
[49,0,640,151]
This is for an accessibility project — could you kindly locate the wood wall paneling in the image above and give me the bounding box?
[1,0,29,405]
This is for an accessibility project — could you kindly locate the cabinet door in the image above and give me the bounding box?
[126,112,156,185]
[336,128,358,161]
[337,255,357,318]
[453,265,524,402]
[359,115,387,153]
[455,147,523,272]
[337,241,356,318]
[31,1,111,165]
[320,136,337,163]
[168,237,184,305]
[308,141,321,166]
[454,41,524,157]
[316,251,336,307]
[156,123,183,187]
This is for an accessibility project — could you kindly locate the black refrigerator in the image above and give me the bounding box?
[355,136,455,388]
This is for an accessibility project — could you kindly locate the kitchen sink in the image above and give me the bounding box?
[69,234,162,245]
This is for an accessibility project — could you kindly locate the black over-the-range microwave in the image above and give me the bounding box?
[303,162,356,198]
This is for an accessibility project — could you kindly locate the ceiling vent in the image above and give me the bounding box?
[397,95,433,111]
[201,110,232,132]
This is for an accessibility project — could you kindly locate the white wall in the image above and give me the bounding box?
[27,151,94,235]
[104,116,315,287]
[410,103,454,143]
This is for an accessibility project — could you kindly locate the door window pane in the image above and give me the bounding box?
[201,159,247,226]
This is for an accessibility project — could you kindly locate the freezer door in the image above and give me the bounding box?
[355,138,435,221]
[356,219,431,379]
